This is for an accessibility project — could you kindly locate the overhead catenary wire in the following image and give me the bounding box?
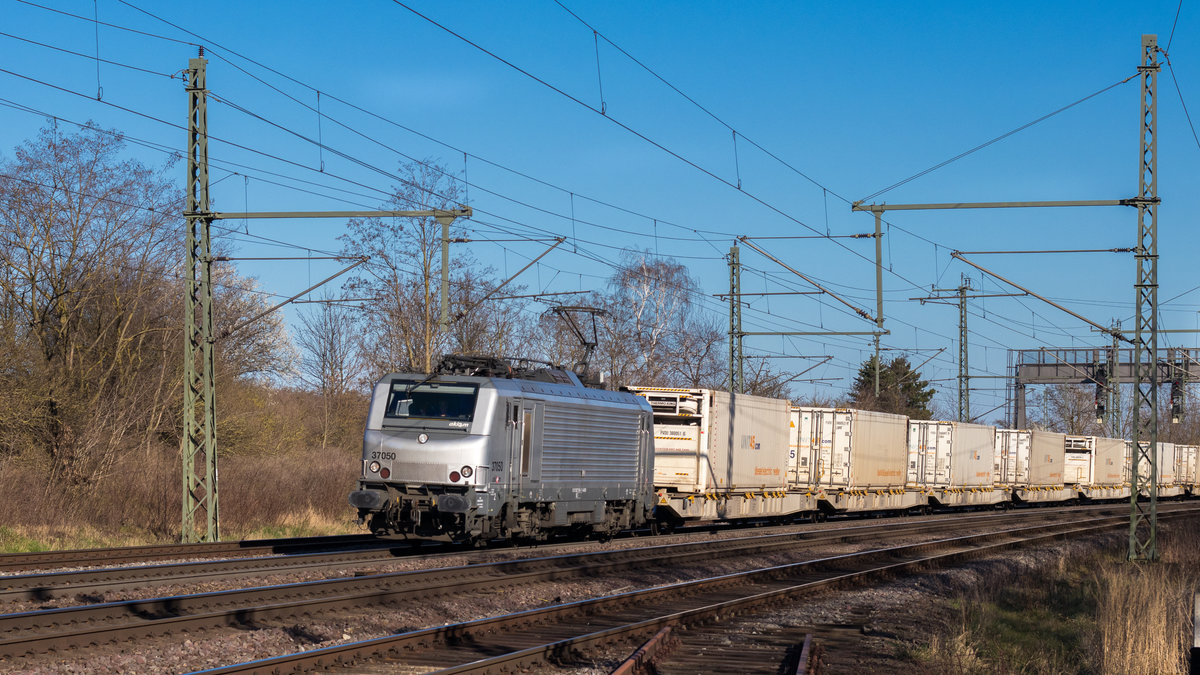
[14,0,199,46]
[1161,51,1200,152]
[0,30,177,78]
[859,72,1140,202]
[0,7,1099,396]
[548,0,1137,267]
[15,0,1003,374]
[385,0,941,295]
[110,0,748,243]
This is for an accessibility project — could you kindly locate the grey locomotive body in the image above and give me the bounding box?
[349,362,655,541]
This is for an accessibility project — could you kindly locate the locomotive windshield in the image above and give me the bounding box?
[384,380,478,422]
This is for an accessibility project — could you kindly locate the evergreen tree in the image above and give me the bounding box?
[849,355,936,419]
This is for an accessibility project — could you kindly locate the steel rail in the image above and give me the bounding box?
[0,540,451,601]
[0,534,381,573]
[196,509,1185,674]
[0,507,1127,659]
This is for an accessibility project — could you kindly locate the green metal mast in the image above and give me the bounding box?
[1109,321,1121,438]
[728,245,743,393]
[1129,34,1160,561]
[182,50,218,543]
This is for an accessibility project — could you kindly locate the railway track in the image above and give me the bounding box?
[0,539,455,602]
[0,504,1126,606]
[199,507,1197,674]
[0,503,1173,668]
[0,504,1117,603]
[0,533,384,573]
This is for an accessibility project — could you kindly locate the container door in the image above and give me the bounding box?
[814,410,834,487]
[932,423,951,486]
[906,421,923,486]
[828,411,851,487]
[790,409,814,486]
[993,432,1005,484]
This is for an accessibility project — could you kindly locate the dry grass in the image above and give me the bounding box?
[910,516,1200,675]
[1095,519,1200,675]
[0,442,363,550]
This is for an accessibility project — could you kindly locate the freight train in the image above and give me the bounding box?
[349,355,1196,541]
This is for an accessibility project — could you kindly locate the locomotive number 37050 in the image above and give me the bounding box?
[371,451,397,461]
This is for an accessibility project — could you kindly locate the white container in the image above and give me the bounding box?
[1158,442,1178,485]
[907,420,995,488]
[789,408,908,490]
[1091,436,1127,486]
[627,387,790,492]
[1177,444,1198,485]
[1063,435,1093,485]
[994,429,1030,485]
[1131,441,1179,485]
[1027,430,1066,487]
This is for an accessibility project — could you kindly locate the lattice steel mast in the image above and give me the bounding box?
[728,245,743,393]
[1129,34,1161,561]
[182,51,217,543]
[180,53,471,542]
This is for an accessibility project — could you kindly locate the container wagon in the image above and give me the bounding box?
[626,387,817,524]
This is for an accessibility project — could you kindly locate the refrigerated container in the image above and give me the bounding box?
[994,429,1029,485]
[1026,430,1066,487]
[790,408,908,490]
[907,420,995,488]
[1092,436,1127,486]
[626,387,790,492]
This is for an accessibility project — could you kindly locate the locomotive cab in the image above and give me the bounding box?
[350,375,500,539]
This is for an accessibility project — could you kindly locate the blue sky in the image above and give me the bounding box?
[1,1,1196,420]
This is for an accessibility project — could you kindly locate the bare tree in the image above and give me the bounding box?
[340,160,468,375]
[0,123,181,485]
[295,295,362,449]
[446,269,534,358]
[742,356,794,399]
[1036,384,1105,435]
[663,307,726,389]
[591,251,716,388]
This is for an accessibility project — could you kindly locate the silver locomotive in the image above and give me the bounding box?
[349,356,655,542]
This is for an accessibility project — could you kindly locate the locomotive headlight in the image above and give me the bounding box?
[368,461,381,473]
[417,433,429,444]
[449,470,461,483]
[460,465,473,478]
